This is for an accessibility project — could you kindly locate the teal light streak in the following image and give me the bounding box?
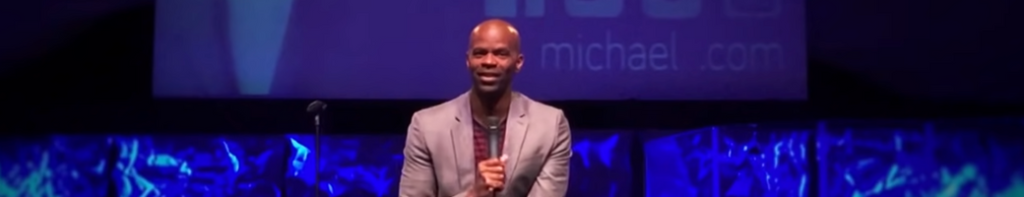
[288,137,309,177]
[222,141,241,172]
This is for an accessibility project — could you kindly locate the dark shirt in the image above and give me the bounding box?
[472,119,506,165]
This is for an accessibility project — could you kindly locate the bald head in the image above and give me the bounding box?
[465,19,524,95]
[469,19,521,52]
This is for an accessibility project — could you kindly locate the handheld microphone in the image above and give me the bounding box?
[486,116,502,196]
[486,116,502,158]
[306,100,327,197]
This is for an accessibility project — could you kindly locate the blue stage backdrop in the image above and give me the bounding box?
[818,120,1024,197]
[4,119,1021,196]
[644,124,811,197]
[284,134,405,197]
[108,134,288,197]
[569,130,634,197]
[646,119,1024,197]
[152,0,807,100]
[0,135,110,197]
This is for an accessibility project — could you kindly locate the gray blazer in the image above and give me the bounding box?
[398,91,572,197]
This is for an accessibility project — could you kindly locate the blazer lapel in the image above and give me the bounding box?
[450,93,475,190]
[504,93,530,180]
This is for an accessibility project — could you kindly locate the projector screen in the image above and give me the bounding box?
[152,0,806,100]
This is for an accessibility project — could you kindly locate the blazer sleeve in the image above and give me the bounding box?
[398,113,438,197]
[527,111,572,197]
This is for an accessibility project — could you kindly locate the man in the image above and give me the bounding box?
[397,19,572,197]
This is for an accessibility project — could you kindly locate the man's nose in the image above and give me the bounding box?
[481,55,499,68]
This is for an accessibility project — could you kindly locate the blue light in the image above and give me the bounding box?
[646,120,1024,197]
[0,135,110,197]
[569,131,634,197]
[573,133,621,168]
[818,121,1024,197]
[5,119,1021,197]
[284,134,404,197]
[645,125,814,197]
[109,135,286,197]
[645,127,717,197]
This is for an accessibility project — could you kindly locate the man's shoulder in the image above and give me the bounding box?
[411,96,462,120]
[520,94,565,118]
[519,94,570,137]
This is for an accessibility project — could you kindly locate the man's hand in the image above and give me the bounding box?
[476,155,508,193]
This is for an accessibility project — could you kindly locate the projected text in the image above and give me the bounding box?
[703,42,784,71]
[540,31,679,71]
[538,31,785,72]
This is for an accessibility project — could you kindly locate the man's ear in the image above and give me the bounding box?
[465,52,472,68]
[514,54,524,72]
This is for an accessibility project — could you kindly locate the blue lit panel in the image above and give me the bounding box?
[716,125,810,197]
[0,135,110,197]
[644,128,717,197]
[644,125,811,197]
[284,134,404,197]
[568,130,633,197]
[817,121,1024,197]
[110,135,287,197]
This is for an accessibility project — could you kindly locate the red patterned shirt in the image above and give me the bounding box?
[472,119,506,165]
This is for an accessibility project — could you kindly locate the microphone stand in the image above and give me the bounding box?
[306,100,327,197]
[314,112,321,197]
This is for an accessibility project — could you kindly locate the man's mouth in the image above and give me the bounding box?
[478,72,501,84]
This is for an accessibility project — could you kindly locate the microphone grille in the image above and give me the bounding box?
[486,116,501,129]
[306,100,327,113]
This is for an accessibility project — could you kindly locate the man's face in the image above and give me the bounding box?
[467,28,523,94]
